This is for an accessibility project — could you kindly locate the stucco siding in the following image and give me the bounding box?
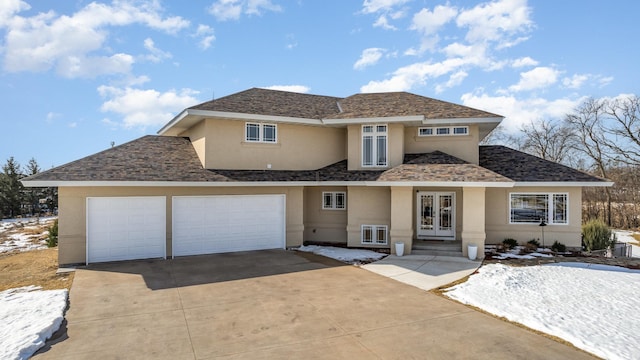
[182,119,346,170]
[303,187,348,244]
[485,187,583,248]
[404,125,480,164]
[346,186,391,248]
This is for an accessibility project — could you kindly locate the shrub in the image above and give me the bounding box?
[551,241,566,253]
[46,219,58,247]
[582,219,615,251]
[527,239,541,247]
[502,238,518,249]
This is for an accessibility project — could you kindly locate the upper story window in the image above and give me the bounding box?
[245,123,277,143]
[362,125,387,167]
[510,193,568,225]
[419,126,468,137]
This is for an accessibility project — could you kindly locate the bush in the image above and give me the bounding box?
[46,219,58,247]
[527,239,541,247]
[551,241,566,253]
[582,219,616,251]
[502,238,519,249]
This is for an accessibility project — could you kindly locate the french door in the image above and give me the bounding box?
[417,192,455,239]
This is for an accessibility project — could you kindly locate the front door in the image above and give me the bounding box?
[417,192,455,239]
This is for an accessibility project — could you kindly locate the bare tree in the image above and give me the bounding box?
[565,98,613,225]
[599,95,640,166]
[520,119,577,165]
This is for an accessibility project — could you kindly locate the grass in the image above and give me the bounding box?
[632,233,640,244]
[0,247,73,292]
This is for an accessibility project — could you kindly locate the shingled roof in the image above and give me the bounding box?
[479,145,607,182]
[24,136,608,185]
[186,88,500,121]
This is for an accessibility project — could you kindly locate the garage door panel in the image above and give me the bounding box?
[87,197,166,263]
[173,195,285,257]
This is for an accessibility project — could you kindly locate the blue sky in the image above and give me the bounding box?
[1,0,638,170]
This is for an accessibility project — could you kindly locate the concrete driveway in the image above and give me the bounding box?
[34,250,595,359]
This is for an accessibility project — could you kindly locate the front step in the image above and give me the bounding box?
[412,240,463,257]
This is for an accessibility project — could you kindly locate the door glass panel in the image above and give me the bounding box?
[421,195,434,231]
[439,195,452,231]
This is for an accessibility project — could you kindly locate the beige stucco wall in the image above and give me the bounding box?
[57,186,305,265]
[404,125,480,164]
[461,187,486,259]
[346,123,404,170]
[303,187,348,244]
[485,186,583,248]
[346,186,391,248]
[179,119,346,170]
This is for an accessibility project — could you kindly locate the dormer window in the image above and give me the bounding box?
[362,124,387,167]
[246,123,277,143]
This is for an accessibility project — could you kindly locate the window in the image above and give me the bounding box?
[362,125,387,167]
[245,123,277,143]
[510,193,568,225]
[418,126,469,137]
[322,192,346,210]
[361,225,388,245]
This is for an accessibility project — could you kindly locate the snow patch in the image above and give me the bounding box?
[0,286,68,360]
[615,230,640,258]
[445,263,640,360]
[296,245,386,264]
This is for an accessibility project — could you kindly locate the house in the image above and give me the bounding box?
[22,88,611,265]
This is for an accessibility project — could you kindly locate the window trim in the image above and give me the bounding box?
[509,192,569,225]
[245,122,277,143]
[418,126,469,137]
[322,191,346,210]
[361,224,388,245]
[361,124,388,167]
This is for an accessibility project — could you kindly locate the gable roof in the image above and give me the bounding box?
[479,145,608,183]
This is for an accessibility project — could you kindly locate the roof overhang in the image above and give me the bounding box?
[514,181,614,187]
[22,180,515,188]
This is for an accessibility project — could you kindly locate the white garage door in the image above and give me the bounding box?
[87,197,166,264]
[172,195,285,257]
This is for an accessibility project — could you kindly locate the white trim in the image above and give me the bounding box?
[416,191,456,239]
[21,180,516,188]
[419,126,469,137]
[361,124,388,168]
[245,122,278,143]
[322,191,346,210]
[361,224,388,245]
[509,192,569,225]
[421,116,503,125]
[515,181,614,187]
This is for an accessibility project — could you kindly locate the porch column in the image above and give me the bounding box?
[286,187,304,248]
[462,187,486,259]
[390,186,413,255]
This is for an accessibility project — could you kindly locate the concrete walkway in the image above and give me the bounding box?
[362,254,481,290]
[34,250,595,359]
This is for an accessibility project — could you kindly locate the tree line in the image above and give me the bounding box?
[485,94,640,229]
[0,157,57,219]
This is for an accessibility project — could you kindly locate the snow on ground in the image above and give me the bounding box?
[0,217,55,253]
[296,245,387,264]
[615,230,640,258]
[445,262,640,360]
[0,286,68,360]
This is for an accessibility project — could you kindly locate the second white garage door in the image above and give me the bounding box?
[172,195,285,257]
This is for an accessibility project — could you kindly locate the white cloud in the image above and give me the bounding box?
[0,0,29,26]
[509,66,560,92]
[435,71,468,93]
[410,5,457,52]
[261,85,310,93]
[97,86,200,129]
[562,74,589,89]
[461,91,585,131]
[45,111,61,124]
[598,76,614,87]
[373,15,396,30]
[208,0,281,21]
[362,0,410,14]
[1,1,189,77]
[354,48,386,70]
[456,0,533,47]
[141,38,172,63]
[194,24,215,50]
[512,56,538,68]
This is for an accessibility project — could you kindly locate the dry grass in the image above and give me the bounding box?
[632,233,640,244]
[0,248,73,292]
